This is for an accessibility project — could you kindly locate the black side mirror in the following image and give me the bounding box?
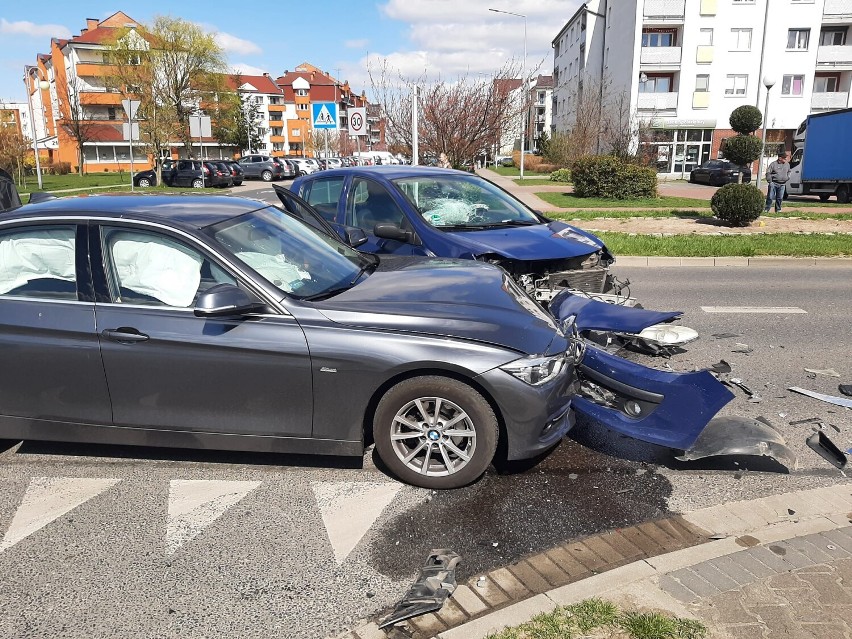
[344,226,368,247]
[374,223,414,243]
[194,284,264,318]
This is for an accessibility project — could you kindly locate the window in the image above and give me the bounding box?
[296,104,308,111]
[696,75,710,91]
[820,29,846,46]
[291,128,301,137]
[781,74,805,95]
[102,228,235,307]
[0,226,77,299]
[725,74,748,95]
[730,28,752,51]
[732,0,755,3]
[345,179,407,233]
[304,178,345,221]
[787,29,810,50]
[698,28,713,45]
[639,74,672,93]
[295,89,308,96]
[813,75,839,92]
[642,30,675,47]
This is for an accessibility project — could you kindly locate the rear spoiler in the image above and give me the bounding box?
[0,168,22,213]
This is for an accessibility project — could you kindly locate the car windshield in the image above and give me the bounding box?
[391,174,540,229]
[205,206,369,300]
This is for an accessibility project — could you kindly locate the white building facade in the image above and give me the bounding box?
[552,0,852,176]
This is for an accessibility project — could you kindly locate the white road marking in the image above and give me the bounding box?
[0,477,121,553]
[312,481,401,565]
[166,479,261,555]
[701,306,807,314]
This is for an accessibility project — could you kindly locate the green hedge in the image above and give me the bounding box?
[550,168,571,182]
[571,156,657,199]
[710,183,764,226]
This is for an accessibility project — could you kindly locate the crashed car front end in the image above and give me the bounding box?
[551,289,796,468]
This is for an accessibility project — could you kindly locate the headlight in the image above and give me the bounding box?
[501,353,566,386]
[554,227,601,248]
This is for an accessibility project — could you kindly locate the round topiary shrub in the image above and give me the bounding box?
[722,135,763,172]
[571,155,657,199]
[710,183,764,226]
[550,168,571,182]
[729,105,763,134]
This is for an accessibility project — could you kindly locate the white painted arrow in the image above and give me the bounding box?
[312,481,401,565]
[166,479,261,555]
[0,477,121,553]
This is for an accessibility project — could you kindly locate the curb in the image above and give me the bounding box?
[335,484,852,639]
[615,256,852,267]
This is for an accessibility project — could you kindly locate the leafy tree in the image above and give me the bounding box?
[0,108,30,182]
[212,82,263,156]
[723,106,764,183]
[729,105,763,134]
[59,71,99,174]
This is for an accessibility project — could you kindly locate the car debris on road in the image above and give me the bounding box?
[379,549,460,629]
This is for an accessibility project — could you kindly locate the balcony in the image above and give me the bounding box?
[692,91,711,109]
[640,46,682,66]
[80,91,122,106]
[824,0,852,20]
[268,119,284,127]
[76,62,120,77]
[268,104,286,112]
[696,45,713,64]
[637,92,678,111]
[643,0,685,20]
[270,135,285,143]
[812,91,850,109]
[817,45,852,67]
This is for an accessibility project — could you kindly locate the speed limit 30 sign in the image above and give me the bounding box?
[347,107,367,136]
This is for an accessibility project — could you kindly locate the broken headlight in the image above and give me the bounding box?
[501,353,566,386]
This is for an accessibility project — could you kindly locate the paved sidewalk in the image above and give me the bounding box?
[338,484,852,639]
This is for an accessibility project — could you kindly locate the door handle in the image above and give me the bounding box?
[101,328,150,343]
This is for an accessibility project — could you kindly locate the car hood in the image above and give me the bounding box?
[313,257,564,355]
[440,220,606,260]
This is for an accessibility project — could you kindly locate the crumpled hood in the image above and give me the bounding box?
[442,220,606,260]
[313,257,564,355]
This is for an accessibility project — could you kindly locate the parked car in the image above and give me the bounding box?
[689,160,751,186]
[272,157,295,179]
[0,171,796,486]
[210,161,235,188]
[223,160,245,186]
[292,166,627,305]
[289,158,317,176]
[159,160,212,188]
[133,169,157,187]
[238,154,285,182]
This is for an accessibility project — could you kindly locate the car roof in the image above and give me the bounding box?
[5,193,267,229]
[298,166,464,180]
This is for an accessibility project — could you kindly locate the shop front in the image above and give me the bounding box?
[640,119,717,178]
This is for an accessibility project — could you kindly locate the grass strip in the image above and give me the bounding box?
[17,172,131,194]
[596,231,852,257]
[485,597,707,639]
[536,192,712,209]
[511,178,571,186]
[547,210,852,221]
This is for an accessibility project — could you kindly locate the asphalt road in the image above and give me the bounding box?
[1,206,850,638]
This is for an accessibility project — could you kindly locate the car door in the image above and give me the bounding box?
[0,222,112,426]
[90,222,314,438]
[344,177,423,256]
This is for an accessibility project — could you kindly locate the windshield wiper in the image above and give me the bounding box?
[349,255,379,285]
[438,224,488,231]
[492,219,539,226]
[301,286,354,302]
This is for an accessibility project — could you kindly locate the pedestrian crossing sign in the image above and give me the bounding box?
[311,102,338,130]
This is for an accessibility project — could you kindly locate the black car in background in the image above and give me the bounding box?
[223,160,245,186]
[689,160,752,186]
[133,169,157,187]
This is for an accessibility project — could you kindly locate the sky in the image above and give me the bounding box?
[0,0,580,104]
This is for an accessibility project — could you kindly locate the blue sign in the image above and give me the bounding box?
[311,102,338,130]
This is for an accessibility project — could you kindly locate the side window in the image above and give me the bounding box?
[102,228,235,308]
[345,178,408,233]
[304,178,344,221]
[0,226,77,299]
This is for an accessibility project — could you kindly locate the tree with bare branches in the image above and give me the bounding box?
[59,71,100,175]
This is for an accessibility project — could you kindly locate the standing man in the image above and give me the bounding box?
[764,151,791,213]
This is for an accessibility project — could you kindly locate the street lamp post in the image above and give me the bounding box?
[489,8,527,180]
[755,75,776,191]
[23,66,49,190]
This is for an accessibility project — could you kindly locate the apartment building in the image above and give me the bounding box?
[226,74,300,158]
[0,104,29,139]
[552,0,852,176]
[529,75,554,153]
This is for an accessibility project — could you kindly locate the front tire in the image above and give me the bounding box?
[373,376,498,489]
[837,185,850,204]
[137,177,152,187]
[261,170,273,182]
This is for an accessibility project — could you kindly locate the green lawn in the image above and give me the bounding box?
[21,184,227,201]
[17,172,132,195]
[491,165,551,178]
[511,178,570,186]
[547,209,852,221]
[537,192,711,209]
[598,231,852,257]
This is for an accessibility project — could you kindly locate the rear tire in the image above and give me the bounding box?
[837,185,850,204]
[373,376,498,489]
[192,178,204,189]
[261,170,273,182]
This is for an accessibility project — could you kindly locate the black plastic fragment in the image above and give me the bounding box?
[709,360,732,374]
[712,333,741,339]
[805,431,848,469]
[378,549,461,629]
[789,417,822,426]
[839,384,852,397]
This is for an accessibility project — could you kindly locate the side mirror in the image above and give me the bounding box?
[344,226,368,247]
[374,223,414,243]
[194,284,264,318]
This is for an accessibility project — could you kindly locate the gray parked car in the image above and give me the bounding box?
[0,184,581,489]
[238,154,285,181]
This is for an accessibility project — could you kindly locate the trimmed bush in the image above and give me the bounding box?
[722,135,763,171]
[550,168,571,182]
[711,183,764,226]
[571,155,657,199]
[729,105,763,134]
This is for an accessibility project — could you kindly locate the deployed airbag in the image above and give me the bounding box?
[0,228,75,295]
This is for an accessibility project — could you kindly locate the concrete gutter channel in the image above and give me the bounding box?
[334,485,852,639]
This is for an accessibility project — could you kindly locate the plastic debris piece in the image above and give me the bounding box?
[379,549,461,629]
[729,378,754,396]
[789,387,852,409]
[830,424,841,433]
[789,417,822,426]
[677,416,795,470]
[788,508,796,515]
[709,360,732,374]
[568,473,579,480]
[806,431,848,469]
[804,368,841,378]
[839,384,852,397]
[712,333,741,339]
[732,344,753,354]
